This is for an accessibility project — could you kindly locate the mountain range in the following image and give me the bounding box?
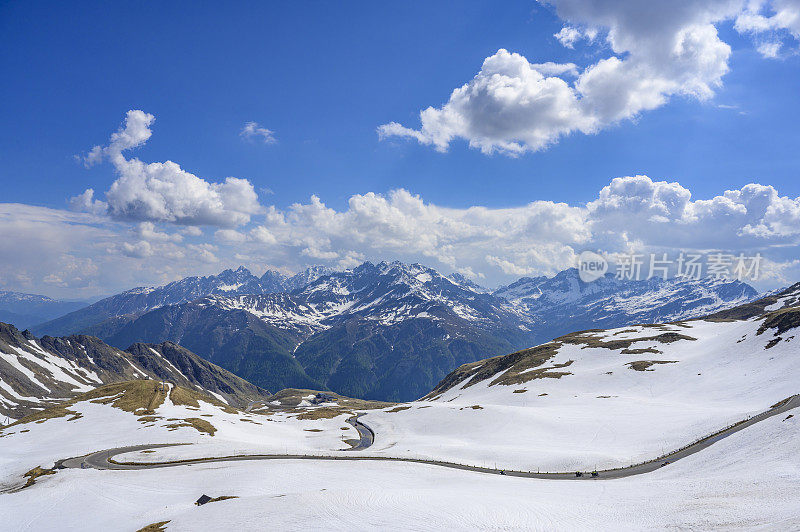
[23,261,759,402]
[0,291,89,330]
[0,321,271,420]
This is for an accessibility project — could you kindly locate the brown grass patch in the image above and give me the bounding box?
[620,347,662,355]
[626,360,678,372]
[169,386,238,414]
[757,307,800,336]
[165,417,216,436]
[385,406,412,413]
[560,331,696,351]
[22,466,56,488]
[295,407,346,420]
[136,521,170,532]
[207,495,238,503]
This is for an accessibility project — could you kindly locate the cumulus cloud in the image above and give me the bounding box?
[736,0,800,57]
[380,1,756,155]
[240,121,277,144]
[68,188,107,215]
[72,110,263,227]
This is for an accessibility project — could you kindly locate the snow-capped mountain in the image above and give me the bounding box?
[493,268,758,342]
[292,261,518,328]
[33,266,333,337]
[446,272,491,294]
[0,322,271,420]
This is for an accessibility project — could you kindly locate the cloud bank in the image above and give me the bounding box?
[8,171,800,297]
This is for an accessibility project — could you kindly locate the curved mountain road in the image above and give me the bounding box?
[56,395,800,480]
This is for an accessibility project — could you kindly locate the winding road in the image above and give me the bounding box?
[56,394,800,480]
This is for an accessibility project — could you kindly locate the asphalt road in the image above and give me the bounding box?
[56,394,800,480]
[344,415,374,450]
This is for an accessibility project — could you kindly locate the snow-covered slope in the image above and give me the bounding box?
[3,414,798,530]
[0,323,271,420]
[2,378,798,530]
[358,283,800,471]
[0,381,358,485]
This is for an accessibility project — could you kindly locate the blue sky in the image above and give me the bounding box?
[2,1,800,297]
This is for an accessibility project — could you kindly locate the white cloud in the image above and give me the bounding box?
[0,203,228,298]
[380,1,749,155]
[736,0,800,56]
[68,188,107,215]
[215,229,248,243]
[5,176,800,297]
[72,110,263,227]
[230,177,800,289]
[554,25,582,48]
[240,121,277,144]
[133,222,182,243]
[181,226,204,237]
[121,240,154,258]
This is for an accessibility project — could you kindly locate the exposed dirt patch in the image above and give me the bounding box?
[207,495,238,504]
[136,521,170,532]
[492,359,573,387]
[626,360,678,372]
[757,307,800,336]
[267,388,393,410]
[560,331,696,351]
[295,407,346,420]
[385,406,412,413]
[512,389,527,393]
[165,417,216,436]
[620,347,662,355]
[22,466,56,488]
[765,337,782,349]
[170,386,238,414]
[7,381,172,427]
[425,342,563,395]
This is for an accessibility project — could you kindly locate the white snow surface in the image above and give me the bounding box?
[0,392,357,482]
[359,316,799,471]
[2,411,798,530]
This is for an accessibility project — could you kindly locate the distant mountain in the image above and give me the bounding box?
[492,268,759,342]
[0,322,271,420]
[33,266,332,337]
[89,261,759,402]
[0,291,88,329]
